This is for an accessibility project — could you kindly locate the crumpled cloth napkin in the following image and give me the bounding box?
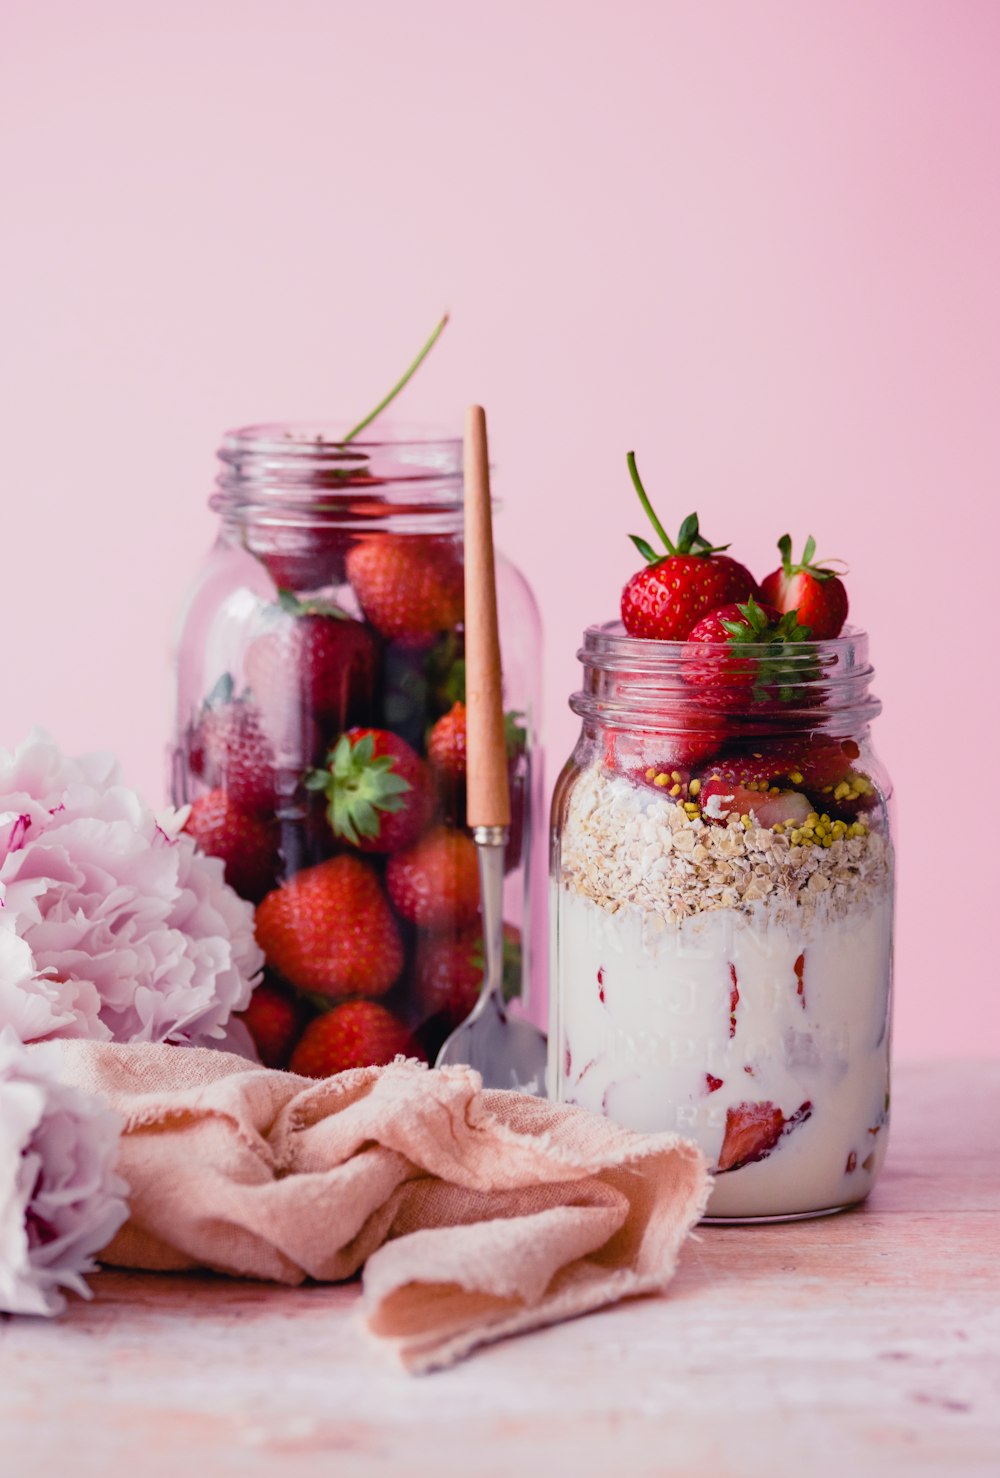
[53,1041,710,1373]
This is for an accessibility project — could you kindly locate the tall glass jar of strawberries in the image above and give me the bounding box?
[549,454,895,1222]
[172,424,542,1076]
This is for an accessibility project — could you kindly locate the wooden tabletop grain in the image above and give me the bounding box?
[2,1060,998,1478]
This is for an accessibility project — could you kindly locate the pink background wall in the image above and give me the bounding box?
[3,1,998,1058]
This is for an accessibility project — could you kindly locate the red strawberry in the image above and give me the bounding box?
[698,774,814,829]
[255,855,404,998]
[604,721,724,784]
[237,979,300,1068]
[619,453,758,640]
[701,736,860,794]
[245,595,380,738]
[245,524,352,594]
[346,534,464,645]
[305,728,432,853]
[684,597,814,708]
[386,826,480,930]
[414,922,522,1024]
[760,535,849,640]
[183,789,277,902]
[428,701,467,779]
[189,696,277,815]
[717,1100,812,1172]
[290,1000,424,1077]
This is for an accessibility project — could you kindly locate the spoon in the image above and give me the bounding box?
[435,406,548,1094]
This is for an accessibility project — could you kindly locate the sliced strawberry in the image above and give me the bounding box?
[619,454,758,640]
[183,789,277,902]
[706,737,858,792]
[760,535,849,640]
[305,728,432,854]
[749,791,814,829]
[605,722,724,786]
[698,775,814,827]
[289,1000,424,1077]
[717,1099,812,1172]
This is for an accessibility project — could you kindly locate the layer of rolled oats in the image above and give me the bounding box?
[559,766,891,928]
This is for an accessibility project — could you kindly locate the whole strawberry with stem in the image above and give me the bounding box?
[255,855,404,998]
[620,453,759,639]
[386,826,480,930]
[290,1000,425,1077]
[245,593,380,744]
[684,596,815,707]
[346,534,464,646]
[760,535,849,640]
[304,728,432,854]
[182,788,277,902]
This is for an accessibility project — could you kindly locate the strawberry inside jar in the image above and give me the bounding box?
[172,422,543,1074]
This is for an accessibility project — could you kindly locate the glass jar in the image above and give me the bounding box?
[550,621,893,1222]
[172,424,543,1072]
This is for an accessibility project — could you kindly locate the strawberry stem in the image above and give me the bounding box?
[776,533,849,582]
[341,313,450,445]
[627,452,676,555]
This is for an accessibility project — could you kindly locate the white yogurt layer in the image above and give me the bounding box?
[551,884,893,1219]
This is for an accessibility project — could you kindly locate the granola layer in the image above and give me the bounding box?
[559,766,891,928]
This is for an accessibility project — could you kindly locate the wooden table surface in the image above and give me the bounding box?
[3,1060,999,1477]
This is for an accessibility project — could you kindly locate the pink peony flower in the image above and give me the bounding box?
[0,1029,128,1315]
[0,731,263,1046]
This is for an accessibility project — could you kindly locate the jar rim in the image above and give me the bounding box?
[219,421,462,460]
[571,620,881,731]
[212,421,472,531]
[578,618,871,666]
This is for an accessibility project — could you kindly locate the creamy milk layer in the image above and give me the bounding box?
[552,885,893,1218]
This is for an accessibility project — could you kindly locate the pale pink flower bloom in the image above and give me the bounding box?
[0,732,263,1046]
[0,1029,128,1315]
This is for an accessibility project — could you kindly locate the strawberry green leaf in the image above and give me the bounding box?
[625,451,732,561]
[778,535,848,583]
[676,513,700,550]
[307,732,413,847]
[277,589,353,621]
[629,534,660,565]
[777,533,793,576]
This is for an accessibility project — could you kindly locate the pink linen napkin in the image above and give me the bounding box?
[53,1041,710,1372]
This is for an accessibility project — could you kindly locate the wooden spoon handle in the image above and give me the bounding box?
[463,405,510,830]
